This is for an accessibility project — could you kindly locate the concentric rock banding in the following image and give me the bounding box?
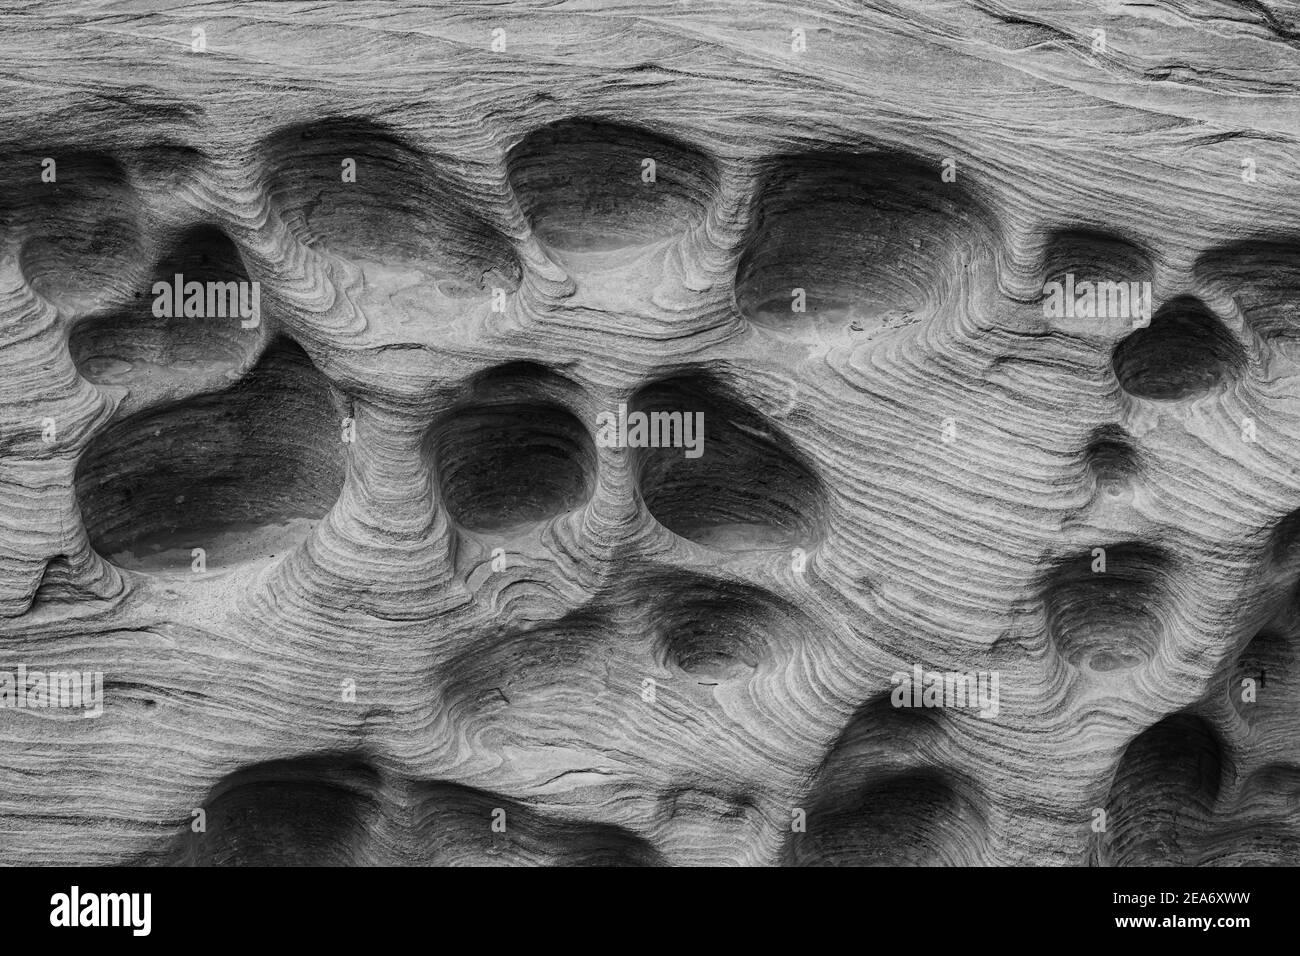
[2,1,1300,868]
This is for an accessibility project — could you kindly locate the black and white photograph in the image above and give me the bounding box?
[0,0,1286,933]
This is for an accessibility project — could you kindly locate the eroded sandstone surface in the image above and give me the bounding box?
[1,0,1299,865]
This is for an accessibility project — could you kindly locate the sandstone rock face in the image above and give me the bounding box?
[1,1,1298,867]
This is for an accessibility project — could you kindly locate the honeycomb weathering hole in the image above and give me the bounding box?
[162,757,663,865]
[75,339,346,574]
[506,118,720,257]
[70,225,262,389]
[1084,424,1139,498]
[435,404,594,532]
[7,151,143,308]
[631,375,826,550]
[786,771,984,866]
[262,117,519,294]
[1041,544,1171,672]
[783,697,982,865]
[1194,240,1300,353]
[1111,296,1244,401]
[735,151,994,334]
[1269,509,1300,568]
[165,758,379,866]
[1041,230,1152,296]
[431,364,596,533]
[1102,712,1223,866]
[645,570,808,681]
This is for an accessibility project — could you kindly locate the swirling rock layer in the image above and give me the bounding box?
[1,0,1299,866]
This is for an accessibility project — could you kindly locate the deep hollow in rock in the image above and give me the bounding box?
[1269,508,1300,568]
[506,118,719,258]
[162,757,379,866]
[1041,229,1152,292]
[786,770,983,866]
[262,117,519,295]
[784,696,981,865]
[735,150,995,334]
[75,338,346,573]
[7,151,143,309]
[430,363,596,533]
[644,569,807,682]
[1101,712,1223,866]
[1111,296,1244,401]
[1084,424,1140,499]
[70,225,262,390]
[631,374,825,550]
[158,755,664,865]
[1195,239,1300,351]
[1041,543,1172,672]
